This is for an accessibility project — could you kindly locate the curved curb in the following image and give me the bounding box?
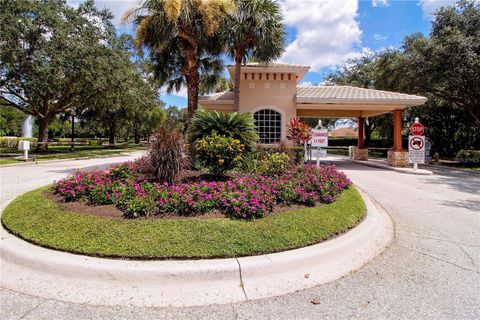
[0,151,145,168]
[0,190,394,308]
[351,159,433,175]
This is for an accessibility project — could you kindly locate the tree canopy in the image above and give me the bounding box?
[0,0,165,148]
[125,0,234,120]
[0,0,115,150]
[402,0,480,125]
[223,0,286,111]
[327,1,480,156]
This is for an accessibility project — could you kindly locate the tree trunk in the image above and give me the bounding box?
[134,127,140,144]
[465,103,480,126]
[108,120,116,145]
[36,116,50,153]
[185,48,200,122]
[233,49,243,112]
[364,119,373,147]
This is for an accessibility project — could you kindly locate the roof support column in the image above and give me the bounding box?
[393,109,403,150]
[357,116,365,149]
[388,109,408,167]
[352,116,368,160]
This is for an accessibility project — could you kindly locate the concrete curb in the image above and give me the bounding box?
[0,151,144,168]
[0,190,394,308]
[351,159,433,175]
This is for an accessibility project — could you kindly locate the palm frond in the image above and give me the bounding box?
[188,109,258,149]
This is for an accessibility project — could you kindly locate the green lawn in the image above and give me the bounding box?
[0,145,145,165]
[1,186,365,259]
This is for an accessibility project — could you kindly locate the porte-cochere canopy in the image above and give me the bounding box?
[198,63,427,167]
[198,63,427,119]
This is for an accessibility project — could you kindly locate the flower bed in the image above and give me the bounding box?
[53,159,352,219]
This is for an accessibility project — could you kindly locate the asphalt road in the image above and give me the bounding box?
[1,156,479,320]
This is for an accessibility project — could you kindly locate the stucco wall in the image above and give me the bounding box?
[238,75,297,142]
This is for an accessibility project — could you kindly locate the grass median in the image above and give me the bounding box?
[0,145,145,165]
[1,186,365,259]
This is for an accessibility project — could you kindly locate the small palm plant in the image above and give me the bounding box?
[188,109,259,149]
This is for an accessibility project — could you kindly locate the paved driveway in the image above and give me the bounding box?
[1,157,479,319]
[0,153,143,205]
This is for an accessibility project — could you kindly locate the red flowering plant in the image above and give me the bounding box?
[287,118,312,145]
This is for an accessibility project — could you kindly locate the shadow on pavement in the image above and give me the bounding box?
[424,175,480,195]
[438,198,480,212]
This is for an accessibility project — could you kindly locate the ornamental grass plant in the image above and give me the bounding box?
[148,127,185,184]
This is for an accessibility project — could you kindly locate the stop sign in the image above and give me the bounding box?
[410,122,424,135]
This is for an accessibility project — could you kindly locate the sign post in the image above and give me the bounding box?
[309,129,328,167]
[18,140,30,160]
[408,118,425,171]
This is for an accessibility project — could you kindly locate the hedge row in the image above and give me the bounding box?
[0,137,107,148]
[0,137,37,148]
[455,150,480,164]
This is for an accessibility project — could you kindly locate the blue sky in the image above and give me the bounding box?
[71,0,458,108]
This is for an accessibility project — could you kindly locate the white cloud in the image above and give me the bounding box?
[68,0,137,25]
[373,33,387,41]
[160,85,188,99]
[279,0,367,71]
[372,0,389,7]
[418,0,455,19]
[417,0,479,19]
[298,81,313,87]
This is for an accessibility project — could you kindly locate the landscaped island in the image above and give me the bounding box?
[1,111,367,259]
[1,158,365,259]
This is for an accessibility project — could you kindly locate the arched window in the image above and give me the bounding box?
[254,109,281,144]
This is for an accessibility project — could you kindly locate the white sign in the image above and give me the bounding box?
[408,135,425,164]
[310,129,328,147]
[312,148,327,159]
[18,140,30,151]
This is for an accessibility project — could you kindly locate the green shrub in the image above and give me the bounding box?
[148,127,184,184]
[195,132,244,175]
[189,109,258,150]
[256,141,305,166]
[240,153,261,173]
[0,137,37,148]
[455,150,480,164]
[88,139,102,146]
[291,146,305,164]
[260,152,290,175]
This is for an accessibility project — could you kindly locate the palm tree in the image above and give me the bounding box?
[151,40,225,102]
[223,0,286,111]
[123,0,234,120]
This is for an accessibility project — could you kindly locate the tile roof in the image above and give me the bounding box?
[227,62,310,69]
[297,86,427,105]
[198,91,234,101]
[199,86,428,106]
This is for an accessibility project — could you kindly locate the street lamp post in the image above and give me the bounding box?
[70,110,76,152]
